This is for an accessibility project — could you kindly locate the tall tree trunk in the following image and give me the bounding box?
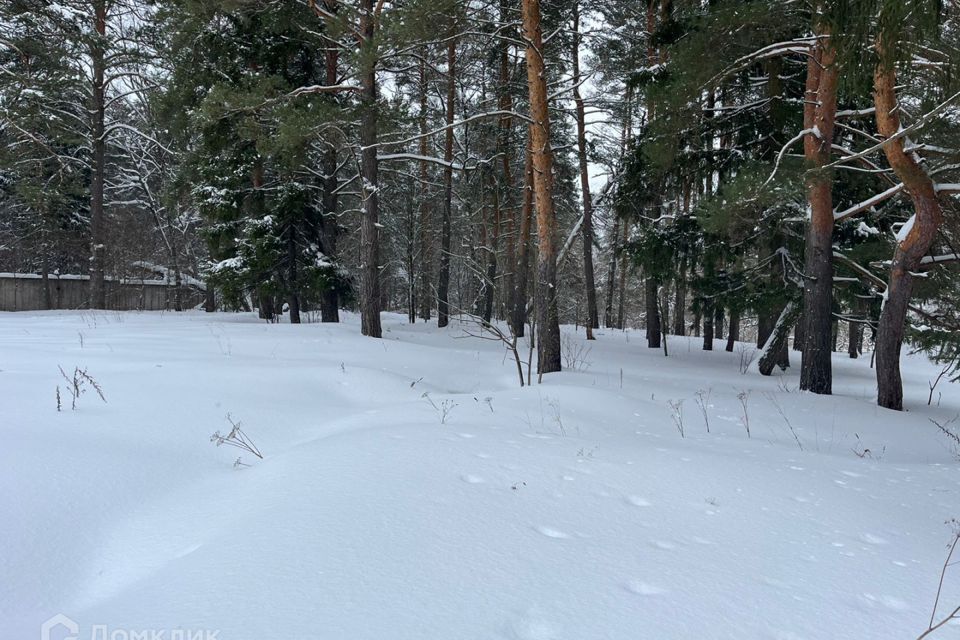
[726,308,740,352]
[848,296,865,359]
[358,0,382,337]
[498,25,516,331]
[572,2,598,340]
[417,52,432,321]
[673,256,686,335]
[482,172,500,323]
[89,0,107,309]
[702,300,714,351]
[873,42,944,410]
[522,0,561,374]
[287,224,301,324]
[799,26,838,395]
[437,35,457,328]
[645,276,661,348]
[617,250,628,329]
[793,311,805,351]
[320,7,340,323]
[511,135,534,337]
[604,217,619,328]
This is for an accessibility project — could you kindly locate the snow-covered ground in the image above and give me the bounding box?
[3,310,959,640]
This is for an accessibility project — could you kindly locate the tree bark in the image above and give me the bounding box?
[616,247,628,329]
[573,2,598,340]
[848,318,862,359]
[88,0,108,309]
[726,308,740,352]
[799,27,838,395]
[437,34,457,328]
[702,301,714,351]
[522,0,561,374]
[604,217,619,328]
[483,173,500,323]
[287,225,301,324]
[511,134,534,337]
[498,27,516,331]
[358,0,382,337]
[672,256,686,335]
[319,5,340,323]
[873,43,944,410]
[646,276,661,348]
[759,302,800,376]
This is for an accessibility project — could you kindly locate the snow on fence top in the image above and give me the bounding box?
[0,271,205,289]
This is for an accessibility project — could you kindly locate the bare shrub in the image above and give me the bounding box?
[459,313,526,387]
[736,344,757,374]
[561,333,593,371]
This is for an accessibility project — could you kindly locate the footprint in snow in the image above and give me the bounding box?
[626,495,652,507]
[625,580,667,596]
[535,526,569,539]
[461,474,485,484]
[859,593,909,611]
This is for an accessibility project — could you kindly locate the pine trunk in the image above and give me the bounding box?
[437,36,457,328]
[319,13,340,323]
[672,257,686,335]
[726,309,740,352]
[604,217,619,328]
[522,0,561,374]
[873,46,944,410]
[573,3,598,340]
[511,136,534,337]
[358,1,382,338]
[799,29,838,395]
[89,1,107,309]
[646,277,661,348]
[702,301,714,351]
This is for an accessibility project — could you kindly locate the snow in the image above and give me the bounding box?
[2,311,960,639]
[855,221,881,237]
[896,215,916,243]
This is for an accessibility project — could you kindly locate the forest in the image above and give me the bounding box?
[3,0,960,408]
[5,2,960,639]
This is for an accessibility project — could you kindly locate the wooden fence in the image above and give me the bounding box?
[0,273,205,312]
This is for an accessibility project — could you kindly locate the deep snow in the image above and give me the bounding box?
[2,310,959,639]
